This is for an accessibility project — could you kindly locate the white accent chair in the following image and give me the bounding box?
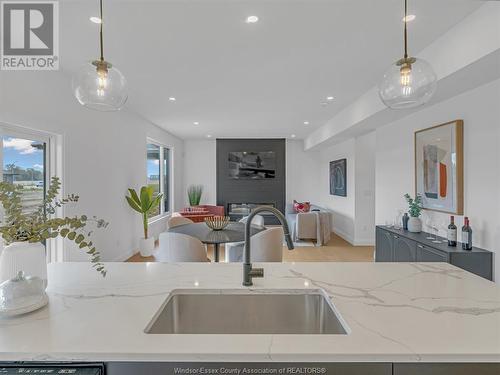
[225,227,283,263]
[223,215,265,262]
[239,214,265,228]
[157,232,209,262]
[167,216,194,229]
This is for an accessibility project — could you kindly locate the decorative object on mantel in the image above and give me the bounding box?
[415,120,464,215]
[0,177,108,286]
[187,185,203,206]
[125,186,163,257]
[404,193,422,233]
[0,271,48,317]
[72,0,128,111]
[329,158,347,197]
[204,216,230,231]
[378,0,437,109]
[402,212,409,230]
[293,200,311,213]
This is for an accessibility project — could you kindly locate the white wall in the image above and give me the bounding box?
[376,79,500,281]
[354,132,376,245]
[316,139,357,243]
[0,71,184,262]
[183,140,217,205]
[286,140,320,204]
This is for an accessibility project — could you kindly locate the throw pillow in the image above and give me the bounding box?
[293,200,311,213]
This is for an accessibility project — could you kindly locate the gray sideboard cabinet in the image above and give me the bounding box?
[375,226,493,281]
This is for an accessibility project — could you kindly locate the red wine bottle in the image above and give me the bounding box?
[447,216,457,247]
[461,217,473,250]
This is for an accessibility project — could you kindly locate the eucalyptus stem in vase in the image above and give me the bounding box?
[0,177,108,283]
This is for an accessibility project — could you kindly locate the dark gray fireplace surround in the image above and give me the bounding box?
[216,139,286,225]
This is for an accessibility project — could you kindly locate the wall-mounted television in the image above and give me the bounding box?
[228,151,276,179]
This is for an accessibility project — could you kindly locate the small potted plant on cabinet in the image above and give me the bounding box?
[125,186,163,257]
[404,193,423,233]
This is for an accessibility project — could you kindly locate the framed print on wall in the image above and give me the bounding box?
[329,158,347,197]
[415,120,464,215]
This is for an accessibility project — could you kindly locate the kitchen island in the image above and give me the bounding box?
[0,262,499,372]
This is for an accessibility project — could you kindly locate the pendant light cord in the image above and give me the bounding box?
[403,0,408,59]
[99,0,104,61]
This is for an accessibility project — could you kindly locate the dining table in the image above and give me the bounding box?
[167,222,265,262]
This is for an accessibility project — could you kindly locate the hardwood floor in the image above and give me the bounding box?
[126,233,374,263]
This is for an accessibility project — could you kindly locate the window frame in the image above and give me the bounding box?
[0,122,63,263]
[146,138,173,222]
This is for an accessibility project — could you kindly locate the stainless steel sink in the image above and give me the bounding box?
[145,289,349,334]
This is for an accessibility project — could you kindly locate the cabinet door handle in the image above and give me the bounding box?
[393,235,399,239]
[417,244,424,249]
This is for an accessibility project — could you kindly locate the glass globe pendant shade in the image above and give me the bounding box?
[72,59,128,111]
[378,57,437,109]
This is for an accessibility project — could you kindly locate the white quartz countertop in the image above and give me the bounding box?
[0,262,499,363]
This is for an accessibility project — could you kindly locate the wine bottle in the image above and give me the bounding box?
[461,217,473,250]
[447,216,457,247]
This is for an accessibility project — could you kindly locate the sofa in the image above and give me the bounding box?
[285,203,332,246]
[193,205,224,216]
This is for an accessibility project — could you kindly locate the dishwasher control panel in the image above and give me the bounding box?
[0,364,103,374]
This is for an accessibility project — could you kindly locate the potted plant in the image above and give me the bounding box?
[187,185,203,206]
[125,186,163,257]
[404,193,423,233]
[0,177,108,285]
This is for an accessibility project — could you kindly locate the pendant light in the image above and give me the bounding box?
[72,0,127,111]
[378,0,437,109]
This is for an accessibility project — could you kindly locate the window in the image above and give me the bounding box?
[0,131,48,213]
[0,123,62,263]
[147,141,171,219]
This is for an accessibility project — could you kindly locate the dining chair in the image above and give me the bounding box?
[225,227,283,263]
[223,214,265,262]
[167,216,194,229]
[157,232,209,262]
[239,214,265,228]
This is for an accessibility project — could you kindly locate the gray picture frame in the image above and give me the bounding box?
[330,158,347,197]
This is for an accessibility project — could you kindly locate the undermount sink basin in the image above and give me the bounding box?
[145,289,349,334]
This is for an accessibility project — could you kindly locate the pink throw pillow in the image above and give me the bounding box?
[293,200,311,213]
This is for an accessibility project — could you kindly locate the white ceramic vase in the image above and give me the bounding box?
[0,242,47,287]
[139,237,155,257]
[407,217,422,233]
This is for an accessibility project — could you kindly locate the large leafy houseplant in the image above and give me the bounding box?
[125,186,163,239]
[0,177,108,276]
[187,184,203,206]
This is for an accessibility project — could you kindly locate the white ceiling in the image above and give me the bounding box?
[59,0,483,140]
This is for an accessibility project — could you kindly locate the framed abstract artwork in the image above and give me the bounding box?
[414,120,464,215]
[330,158,347,197]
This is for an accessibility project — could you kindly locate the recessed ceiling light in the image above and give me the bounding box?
[326,96,335,101]
[246,16,259,24]
[168,97,176,102]
[303,121,310,125]
[403,14,416,22]
[89,16,102,24]
[193,122,200,125]
[206,134,212,138]
[291,134,296,138]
